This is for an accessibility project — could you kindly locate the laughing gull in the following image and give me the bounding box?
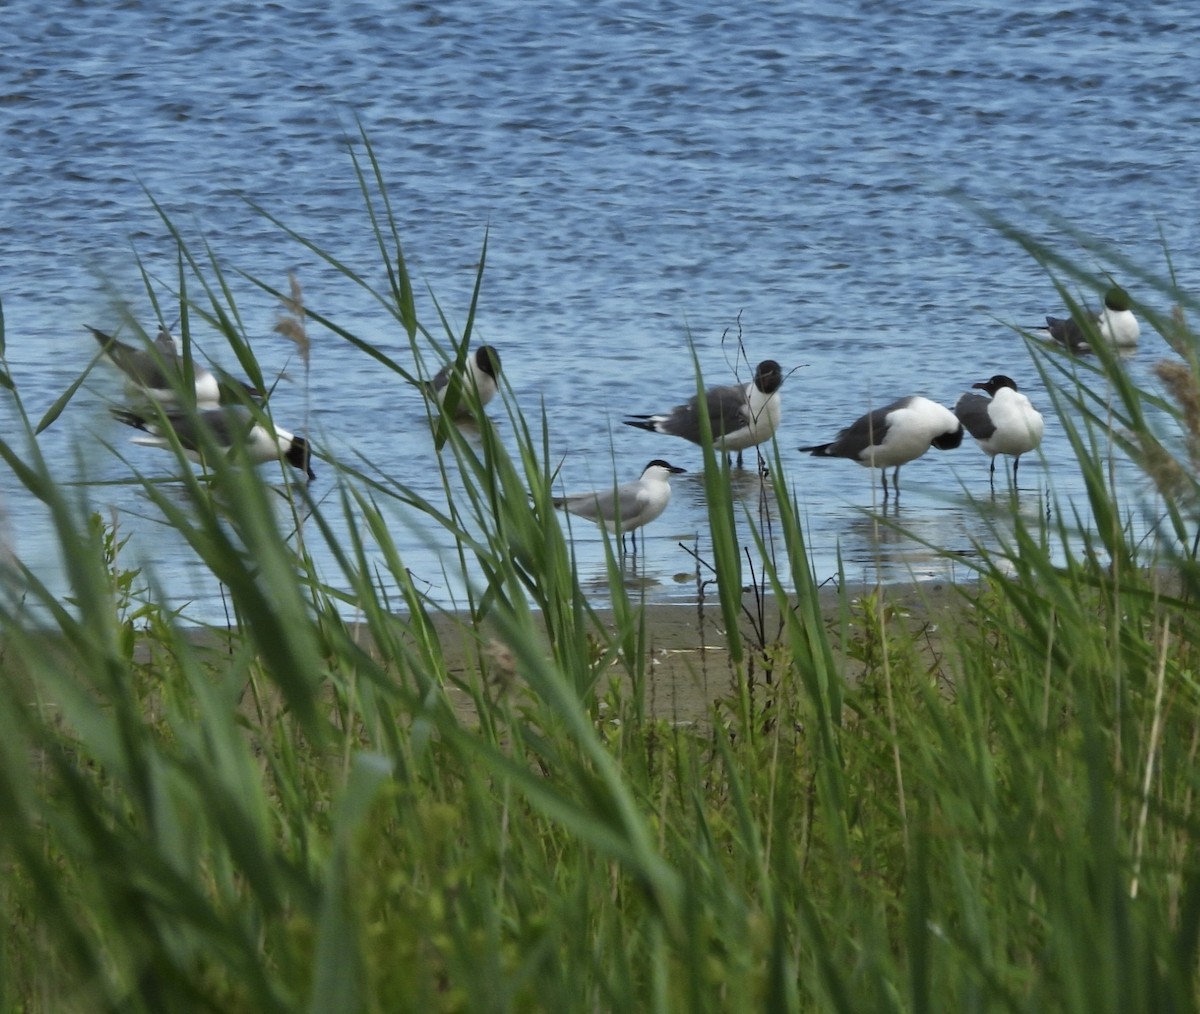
[552,459,685,552]
[1038,286,1140,354]
[428,346,501,417]
[110,405,315,480]
[954,375,1045,486]
[89,326,261,406]
[799,395,963,498]
[624,359,783,468]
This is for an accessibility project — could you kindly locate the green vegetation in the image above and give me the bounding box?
[1,148,1199,1010]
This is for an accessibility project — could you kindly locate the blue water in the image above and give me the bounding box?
[1,0,1197,618]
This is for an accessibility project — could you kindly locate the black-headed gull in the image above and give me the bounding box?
[111,405,314,480]
[799,395,963,498]
[624,359,783,468]
[1039,286,1139,354]
[89,325,261,406]
[954,375,1045,485]
[428,346,501,417]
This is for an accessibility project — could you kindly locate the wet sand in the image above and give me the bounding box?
[426,578,977,726]
[10,579,976,730]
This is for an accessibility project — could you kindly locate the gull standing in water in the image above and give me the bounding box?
[799,395,963,499]
[624,359,783,468]
[552,459,685,553]
[88,325,261,406]
[954,374,1045,486]
[110,404,315,481]
[1037,286,1140,354]
[427,346,501,418]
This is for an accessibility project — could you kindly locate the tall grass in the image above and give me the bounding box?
[1,148,1199,1010]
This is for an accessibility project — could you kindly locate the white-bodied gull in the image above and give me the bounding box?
[799,395,963,498]
[427,346,501,417]
[89,325,261,406]
[954,374,1045,486]
[552,459,685,552]
[1038,286,1140,354]
[624,359,783,468]
[111,404,315,481]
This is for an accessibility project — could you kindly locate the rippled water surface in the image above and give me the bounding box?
[2,0,1198,617]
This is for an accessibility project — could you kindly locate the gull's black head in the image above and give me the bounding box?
[972,375,1018,395]
[476,345,501,380]
[1103,286,1133,312]
[754,360,784,394]
[287,435,316,481]
[932,422,964,451]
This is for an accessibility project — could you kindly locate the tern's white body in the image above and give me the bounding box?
[553,459,685,544]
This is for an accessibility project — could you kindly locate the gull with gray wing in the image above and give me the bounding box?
[624,359,783,468]
[427,345,501,418]
[110,404,315,480]
[954,374,1044,486]
[89,325,261,406]
[799,395,963,498]
[1037,286,1140,354]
